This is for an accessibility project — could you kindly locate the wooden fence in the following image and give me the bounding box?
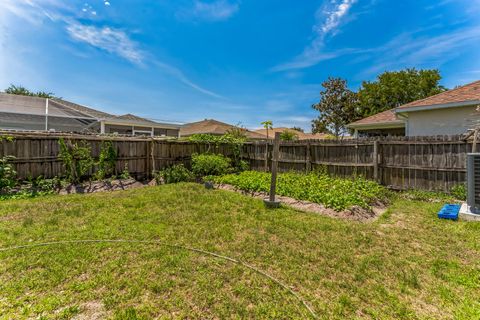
[0,132,473,191]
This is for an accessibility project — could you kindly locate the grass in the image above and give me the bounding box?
[0,183,478,319]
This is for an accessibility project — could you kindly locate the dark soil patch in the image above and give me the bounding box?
[58,178,151,195]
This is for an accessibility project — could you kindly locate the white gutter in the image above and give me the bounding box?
[347,121,405,130]
[396,100,480,113]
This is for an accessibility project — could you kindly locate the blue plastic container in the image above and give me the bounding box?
[437,204,460,220]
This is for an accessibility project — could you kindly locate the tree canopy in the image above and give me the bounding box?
[3,85,57,99]
[311,77,358,138]
[356,68,446,118]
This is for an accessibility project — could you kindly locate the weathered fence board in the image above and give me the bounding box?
[0,132,473,191]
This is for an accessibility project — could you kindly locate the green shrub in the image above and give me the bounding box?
[212,170,389,211]
[191,153,231,176]
[0,156,17,192]
[156,164,194,184]
[450,184,466,201]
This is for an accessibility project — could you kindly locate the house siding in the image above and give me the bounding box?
[406,105,479,136]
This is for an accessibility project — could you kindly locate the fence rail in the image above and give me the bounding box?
[0,132,473,191]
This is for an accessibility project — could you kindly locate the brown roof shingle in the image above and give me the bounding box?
[398,80,480,110]
[348,109,403,127]
[180,119,266,139]
[254,127,330,140]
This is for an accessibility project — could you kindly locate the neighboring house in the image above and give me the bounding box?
[0,93,181,137]
[254,127,330,140]
[180,119,266,140]
[348,80,480,137]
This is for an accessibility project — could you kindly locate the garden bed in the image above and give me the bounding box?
[215,183,386,221]
[211,171,389,212]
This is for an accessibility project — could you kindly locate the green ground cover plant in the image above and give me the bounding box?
[213,170,388,211]
[0,183,478,319]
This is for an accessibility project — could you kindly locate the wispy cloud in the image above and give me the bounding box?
[273,0,357,72]
[177,0,239,22]
[1,1,223,98]
[153,61,224,99]
[66,23,144,65]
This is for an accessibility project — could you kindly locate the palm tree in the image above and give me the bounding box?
[261,120,273,140]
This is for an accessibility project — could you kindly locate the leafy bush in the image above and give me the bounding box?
[212,170,388,211]
[191,153,231,176]
[58,139,94,183]
[156,164,194,184]
[95,140,117,180]
[0,156,17,192]
[280,129,298,141]
[450,184,466,201]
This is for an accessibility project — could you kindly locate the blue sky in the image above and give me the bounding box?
[1,0,479,131]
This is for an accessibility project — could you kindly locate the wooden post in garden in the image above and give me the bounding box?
[266,132,281,206]
[373,140,379,182]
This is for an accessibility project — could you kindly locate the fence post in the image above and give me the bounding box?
[373,140,379,182]
[264,141,269,172]
[266,132,281,207]
[145,140,150,179]
[305,142,311,173]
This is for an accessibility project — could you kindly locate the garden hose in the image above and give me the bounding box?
[0,239,318,319]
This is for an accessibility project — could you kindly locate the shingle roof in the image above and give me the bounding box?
[180,119,266,139]
[254,127,330,140]
[347,109,404,128]
[397,80,480,111]
[115,113,157,124]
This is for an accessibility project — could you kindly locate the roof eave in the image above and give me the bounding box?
[396,100,480,113]
[347,121,405,130]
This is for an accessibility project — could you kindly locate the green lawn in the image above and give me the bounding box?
[0,183,479,319]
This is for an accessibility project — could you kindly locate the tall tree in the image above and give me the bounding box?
[4,84,57,99]
[261,120,273,139]
[356,68,447,117]
[311,77,358,138]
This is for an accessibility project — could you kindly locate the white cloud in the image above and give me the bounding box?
[272,0,357,72]
[153,61,224,99]
[178,0,239,22]
[66,23,144,65]
[104,1,111,6]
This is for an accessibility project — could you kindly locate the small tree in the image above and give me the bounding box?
[311,77,358,138]
[291,126,304,133]
[280,129,298,141]
[261,120,273,139]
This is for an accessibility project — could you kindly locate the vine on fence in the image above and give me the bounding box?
[0,156,17,193]
[58,139,94,183]
[95,140,117,180]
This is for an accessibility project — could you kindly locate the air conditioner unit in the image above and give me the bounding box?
[467,153,480,214]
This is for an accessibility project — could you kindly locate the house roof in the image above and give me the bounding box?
[180,119,266,139]
[347,109,405,129]
[0,93,181,129]
[254,127,330,140]
[397,80,480,112]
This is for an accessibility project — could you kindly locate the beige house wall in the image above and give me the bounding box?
[406,105,480,136]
